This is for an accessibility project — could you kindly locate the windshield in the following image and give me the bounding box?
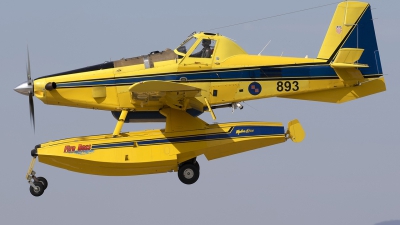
[176,37,197,55]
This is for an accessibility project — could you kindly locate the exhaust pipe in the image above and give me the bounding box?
[45,82,57,91]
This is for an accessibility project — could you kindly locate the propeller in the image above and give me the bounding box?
[27,48,35,131]
[14,47,35,132]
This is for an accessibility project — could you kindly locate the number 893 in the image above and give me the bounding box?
[276,81,299,92]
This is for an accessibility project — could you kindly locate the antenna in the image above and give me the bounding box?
[258,40,272,55]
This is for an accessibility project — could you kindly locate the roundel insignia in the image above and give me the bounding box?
[248,82,262,95]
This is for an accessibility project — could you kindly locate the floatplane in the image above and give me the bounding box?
[14,1,385,196]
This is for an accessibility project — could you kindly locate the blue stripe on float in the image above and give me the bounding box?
[140,126,284,145]
[92,141,133,149]
[91,125,285,149]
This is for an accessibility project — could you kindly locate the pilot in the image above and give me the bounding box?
[191,39,212,58]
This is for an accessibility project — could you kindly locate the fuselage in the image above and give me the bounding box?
[14,2,384,119]
[31,32,381,114]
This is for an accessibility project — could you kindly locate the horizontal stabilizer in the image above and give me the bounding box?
[331,48,368,69]
[330,63,368,69]
[333,48,365,64]
[331,48,368,86]
[280,77,386,103]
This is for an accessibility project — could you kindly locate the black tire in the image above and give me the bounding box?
[36,177,48,190]
[29,182,45,197]
[178,163,200,185]
[194,161,200,171]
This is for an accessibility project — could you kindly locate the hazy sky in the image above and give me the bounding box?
[1,0,399,224]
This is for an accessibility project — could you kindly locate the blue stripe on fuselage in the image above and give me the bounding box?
[56,65,339,88]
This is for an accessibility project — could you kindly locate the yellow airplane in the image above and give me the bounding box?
[15,1,385,197]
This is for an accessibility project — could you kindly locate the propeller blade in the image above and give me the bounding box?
[29,92,35,132]
[19,47,35,132]
[27,47,32,85]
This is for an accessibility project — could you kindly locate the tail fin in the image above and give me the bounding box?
[318,1,382,75]
[280,2,386,104]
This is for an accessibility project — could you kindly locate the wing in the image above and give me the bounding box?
[128,81,204,111]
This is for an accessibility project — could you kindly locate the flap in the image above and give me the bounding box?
[129,81,203,111]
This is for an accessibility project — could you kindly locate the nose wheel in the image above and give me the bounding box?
[26,157,48,197]
[29,178,45,197]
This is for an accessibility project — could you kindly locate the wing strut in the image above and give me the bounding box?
[204,98,216,120]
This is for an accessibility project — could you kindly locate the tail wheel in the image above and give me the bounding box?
[178,163,200,185]
[29,182,45,197]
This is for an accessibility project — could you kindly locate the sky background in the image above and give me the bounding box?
[1,0,399,224]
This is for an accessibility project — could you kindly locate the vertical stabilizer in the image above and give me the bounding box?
[318,2,382,75]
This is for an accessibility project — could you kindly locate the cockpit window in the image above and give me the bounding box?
[176,37,197,55]
[190,39,216,58]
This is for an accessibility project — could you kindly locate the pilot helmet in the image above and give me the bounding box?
[202,39,211,46]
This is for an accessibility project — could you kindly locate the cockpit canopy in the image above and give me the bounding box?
[174,32,247,62]
[44,32,248,77]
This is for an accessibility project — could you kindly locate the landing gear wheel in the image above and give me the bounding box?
[178,163,200,185]
[29,182,45,197]
[194,161,200,171]
[36,177,48,190]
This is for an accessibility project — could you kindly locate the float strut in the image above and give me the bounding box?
[113,109,128,137]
